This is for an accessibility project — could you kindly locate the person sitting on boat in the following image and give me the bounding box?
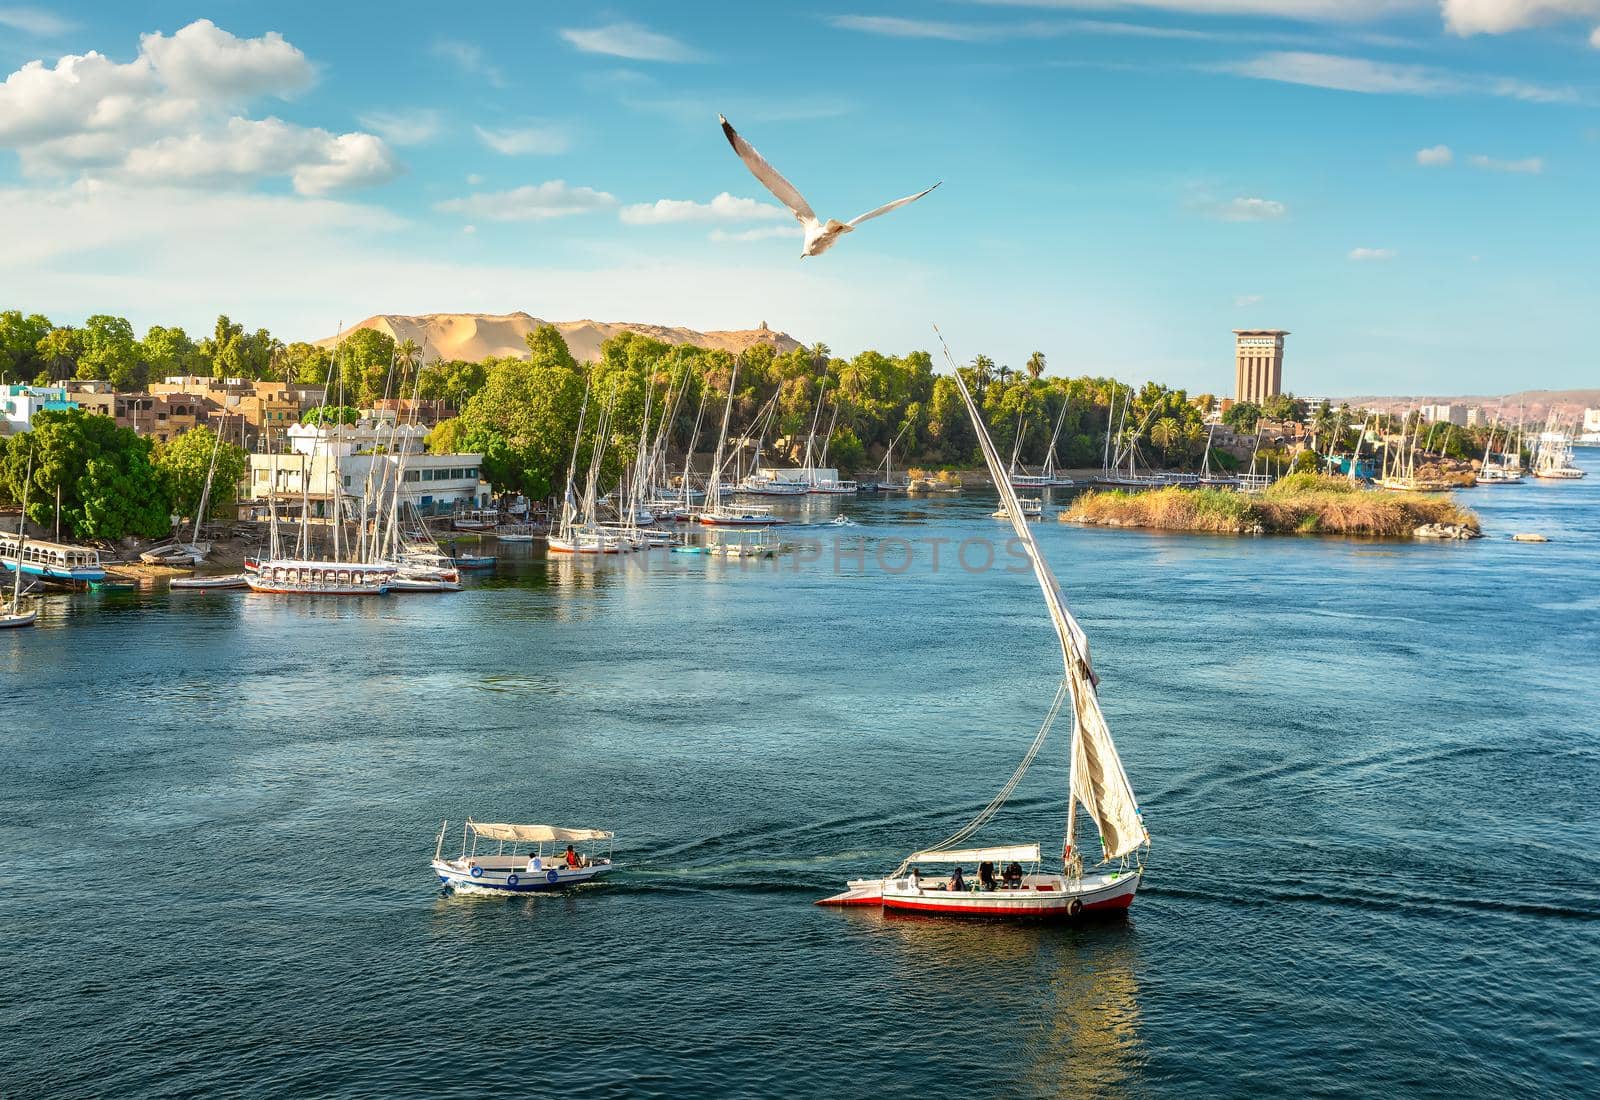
[1003,861,1024,889]
[564,844,583,869]
[909,866,921,889]
[948,866,965,892]
[978,861,997,892]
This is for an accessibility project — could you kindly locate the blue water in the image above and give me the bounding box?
[3,462,1598,1098]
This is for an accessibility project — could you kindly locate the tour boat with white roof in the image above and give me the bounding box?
[0,531,106,585]
[820,332,1149,920]
[432,821,616,894]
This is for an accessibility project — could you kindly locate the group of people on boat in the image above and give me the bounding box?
[910,860,1026,892]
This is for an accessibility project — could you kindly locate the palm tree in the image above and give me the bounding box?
[1025,351,1046,380]
[1150,417,1181,460]
[970,355,995,398]
[995,364,1014,388]
[395,338,420,372]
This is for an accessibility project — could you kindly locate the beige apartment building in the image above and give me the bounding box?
[1234,330,1288,405]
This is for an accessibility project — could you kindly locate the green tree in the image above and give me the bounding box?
[1150,416,1181,458]
[335,327,396,405]
[281,342,332,385]
[0,408,171,539]
[154,425,249,524]
[139,324,204,381]
[458,325,585,498]
[0,311,52,382]
[427,417,468,454]
[1223,401,1262,433]
[1025,351,1046,380]
[77,314,144,389]
[35,326,80,383]
[301,405,360,426]
[417,358,489,409]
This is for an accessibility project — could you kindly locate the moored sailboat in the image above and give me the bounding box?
[820,334,1148,920]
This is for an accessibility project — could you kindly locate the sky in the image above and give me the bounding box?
[1,1,1597,396]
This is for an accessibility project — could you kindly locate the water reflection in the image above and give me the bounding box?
[850,908,1145,1095]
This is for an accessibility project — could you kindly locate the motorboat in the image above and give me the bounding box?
[245,559,392,595]
[432,821,616,895]
[992,497,1043,519]
[170,574,250,590]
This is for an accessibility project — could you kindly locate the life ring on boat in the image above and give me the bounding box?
[469,864,483,878]
[547,869,560,884]
[506,873,519,887]
[1067,898,1083,916]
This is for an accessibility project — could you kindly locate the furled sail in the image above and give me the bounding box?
[944,342,1148,862]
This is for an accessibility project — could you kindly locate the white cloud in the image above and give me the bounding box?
[560,23,700,62]
[435,181,618,222]
[1215,196,1287,221]
[119,117,398,195]
[474,124,571,156]
[709,226,805,243]
[1441,0,1600,35]
[829,15,1000,40]
[138,19,313,99]
[0,20,395,195]
[968,0,1426,18]
[1592,24,1600,43]
[359,109,442,146]
[620,192,789,225]
[1234,294,1264,306]
[0,7,75,36]
[431,40,506,87]
[462,224,477,235]
[1348,247,1397,261]
[1468,153,1544,172]
[1416,144,1454,165]
[1219,51,1576,102]
[466,173,483,185]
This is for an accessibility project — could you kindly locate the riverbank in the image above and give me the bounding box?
[1063,474,1481,538]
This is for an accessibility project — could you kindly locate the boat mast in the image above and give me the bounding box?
[706,359,740,514]
[10,454,31,612]
[189,411,226,551]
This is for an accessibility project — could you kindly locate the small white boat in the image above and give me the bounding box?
[992,497,1044,519]
[387,575,462,592]
[495,525,539,543]
[452,552,496,570]
[432,821,616,895]
[0,608,38,628]
[170,574,249,590]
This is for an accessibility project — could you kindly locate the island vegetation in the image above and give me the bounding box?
[1065,474,1480,537]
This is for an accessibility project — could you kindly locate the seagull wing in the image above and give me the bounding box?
[847,181,942,228]
[719,115,816,224]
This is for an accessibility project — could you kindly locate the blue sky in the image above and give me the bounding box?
[1,1,1597,396]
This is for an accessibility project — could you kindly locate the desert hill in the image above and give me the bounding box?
[1336,389,1600,421]
[316,312,803,364]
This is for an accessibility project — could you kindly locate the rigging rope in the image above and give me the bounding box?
[894,681,1070,876]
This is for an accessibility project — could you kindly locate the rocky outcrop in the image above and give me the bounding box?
[1414,523,1481,540]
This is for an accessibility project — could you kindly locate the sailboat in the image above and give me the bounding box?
[820,334,1149,919]
[2,456,39,628]
[1474,415,1525,485]
[1531,413,1585,480]
[699,361,783,528]
[548,382,636,554]
[1011,400,1076,488]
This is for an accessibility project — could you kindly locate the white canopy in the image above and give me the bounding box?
[467,821,613,843]
[907,844,1040,865]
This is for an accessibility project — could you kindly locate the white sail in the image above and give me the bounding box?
[945,345,1148,862]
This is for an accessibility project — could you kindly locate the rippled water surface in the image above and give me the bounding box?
[4,461,1598,1098]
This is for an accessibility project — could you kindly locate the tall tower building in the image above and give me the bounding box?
[1233,330,1288,405]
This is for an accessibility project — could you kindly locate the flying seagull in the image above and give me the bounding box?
[719,114,940,258]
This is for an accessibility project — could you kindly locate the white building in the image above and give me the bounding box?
[1580,408,1600,444]
[3,385,80,434]
[249,418,490,517]
[1421,403,1468,426]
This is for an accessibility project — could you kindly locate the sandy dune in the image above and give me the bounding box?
[317,312,803,364]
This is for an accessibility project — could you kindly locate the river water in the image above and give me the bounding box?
[3,460,1597,1098]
